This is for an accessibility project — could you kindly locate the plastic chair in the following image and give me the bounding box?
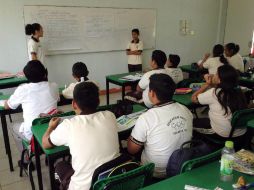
[180,148,221,173]
[19,111,75,190]
[92,163,155,190]
[204,108,254,150]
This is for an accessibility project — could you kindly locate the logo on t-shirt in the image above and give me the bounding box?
[167,116,187,135]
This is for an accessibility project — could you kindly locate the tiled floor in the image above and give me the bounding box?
[0,93,122,190]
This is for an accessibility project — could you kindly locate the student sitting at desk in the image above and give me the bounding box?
[199,44,229,75]
[62,62,97,99]
[224,43,244,73]
[3,60,59,153]
[42,82,120,190]
[165,54,183,84]
[136,50,168,108]
[191,65,247,146]
[128,73,193,178]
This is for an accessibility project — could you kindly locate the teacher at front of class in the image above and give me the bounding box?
[25,23,45,65]
[126,28,143,72]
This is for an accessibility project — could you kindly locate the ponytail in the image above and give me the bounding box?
[219,55,229,65]
[25,23,41,35]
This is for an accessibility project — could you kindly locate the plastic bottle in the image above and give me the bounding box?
[220,141,235,181]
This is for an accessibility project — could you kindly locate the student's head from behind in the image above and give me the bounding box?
[213,44,224,57]
[215,64,247,115]
[224,43,240,57]
[25,23,43,37]
[23,60,48,83]
[73,82,100,114]
[213,44,229,65]
[131,28,140,41]
[150,50,167,69]
[168,54,180,68]
[72,62,89,82]
[148,73,176,105]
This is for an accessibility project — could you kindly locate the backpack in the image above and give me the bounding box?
[111,100,133,118]
[166,140,213,177]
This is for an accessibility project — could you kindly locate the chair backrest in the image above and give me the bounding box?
[92,163,155,190]
[90,154,133,188]
[180,148,221,173]
[229,108,254,138]
[32,111,75,125]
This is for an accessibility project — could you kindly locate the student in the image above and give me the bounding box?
[42,82,120,190]
[62,62,96,99]
[126,28,143,72]
[224,43,244,73]
[191,65,247,140]
[3,60,59,152]
[199,44,229,74]
[164,54,183,84]
[25,23,45,64]
[136,50,167,108]
[128,73,193,178]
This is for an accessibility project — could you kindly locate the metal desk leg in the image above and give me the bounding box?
[34,137,43,190]
[122,85,125,100]
[48,156,56,190]
[106,79,109,105]
[1,114,14,171]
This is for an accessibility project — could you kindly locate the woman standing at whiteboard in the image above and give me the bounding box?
[126,29,143,72]
[25,23,45,65]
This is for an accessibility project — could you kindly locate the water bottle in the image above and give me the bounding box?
[220,141,235,181]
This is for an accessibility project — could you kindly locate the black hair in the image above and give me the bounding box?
[152,50,167,68]
[225,43,240,55]
[132,28,140,35]
[23,60,48,83]
[169,54,180,68]
[215,65,247,115]
[25,23,41,35]
[72,62,89,81]
[213,44,229,65]
[149,73,176,103]
[73,82,100,111]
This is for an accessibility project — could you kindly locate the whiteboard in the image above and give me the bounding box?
[23,6,156,55]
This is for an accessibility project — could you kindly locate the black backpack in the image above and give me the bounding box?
[166,140,214,177]
[111,100,133,118]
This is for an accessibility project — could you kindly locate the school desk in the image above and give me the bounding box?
[180,64,254,89]
[140,161,254,190]
[106,72,141,105]
[180,65,208,78]
[0,76,28,171]
[0,88,72,172]
[248,119,254,129]
[32,104,146,190]
[0,76,28,89]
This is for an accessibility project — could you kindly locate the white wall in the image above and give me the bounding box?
[0,0,225,89]
[224,0,254,55]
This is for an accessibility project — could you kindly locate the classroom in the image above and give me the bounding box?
[0,0,254,190]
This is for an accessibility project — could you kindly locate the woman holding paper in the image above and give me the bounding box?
[25,23,45,65]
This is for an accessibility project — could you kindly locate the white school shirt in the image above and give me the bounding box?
[127,41,143,65]
[131,102,193,178]
[227,53,244,73]
[7,82,59,140]
[138,69,167,108]
[50,111,120,190]
[202,57,224,75]
[27,37,45,64]
[164,67,184,84]
[62,80,99,99]
[197,88,246,137]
